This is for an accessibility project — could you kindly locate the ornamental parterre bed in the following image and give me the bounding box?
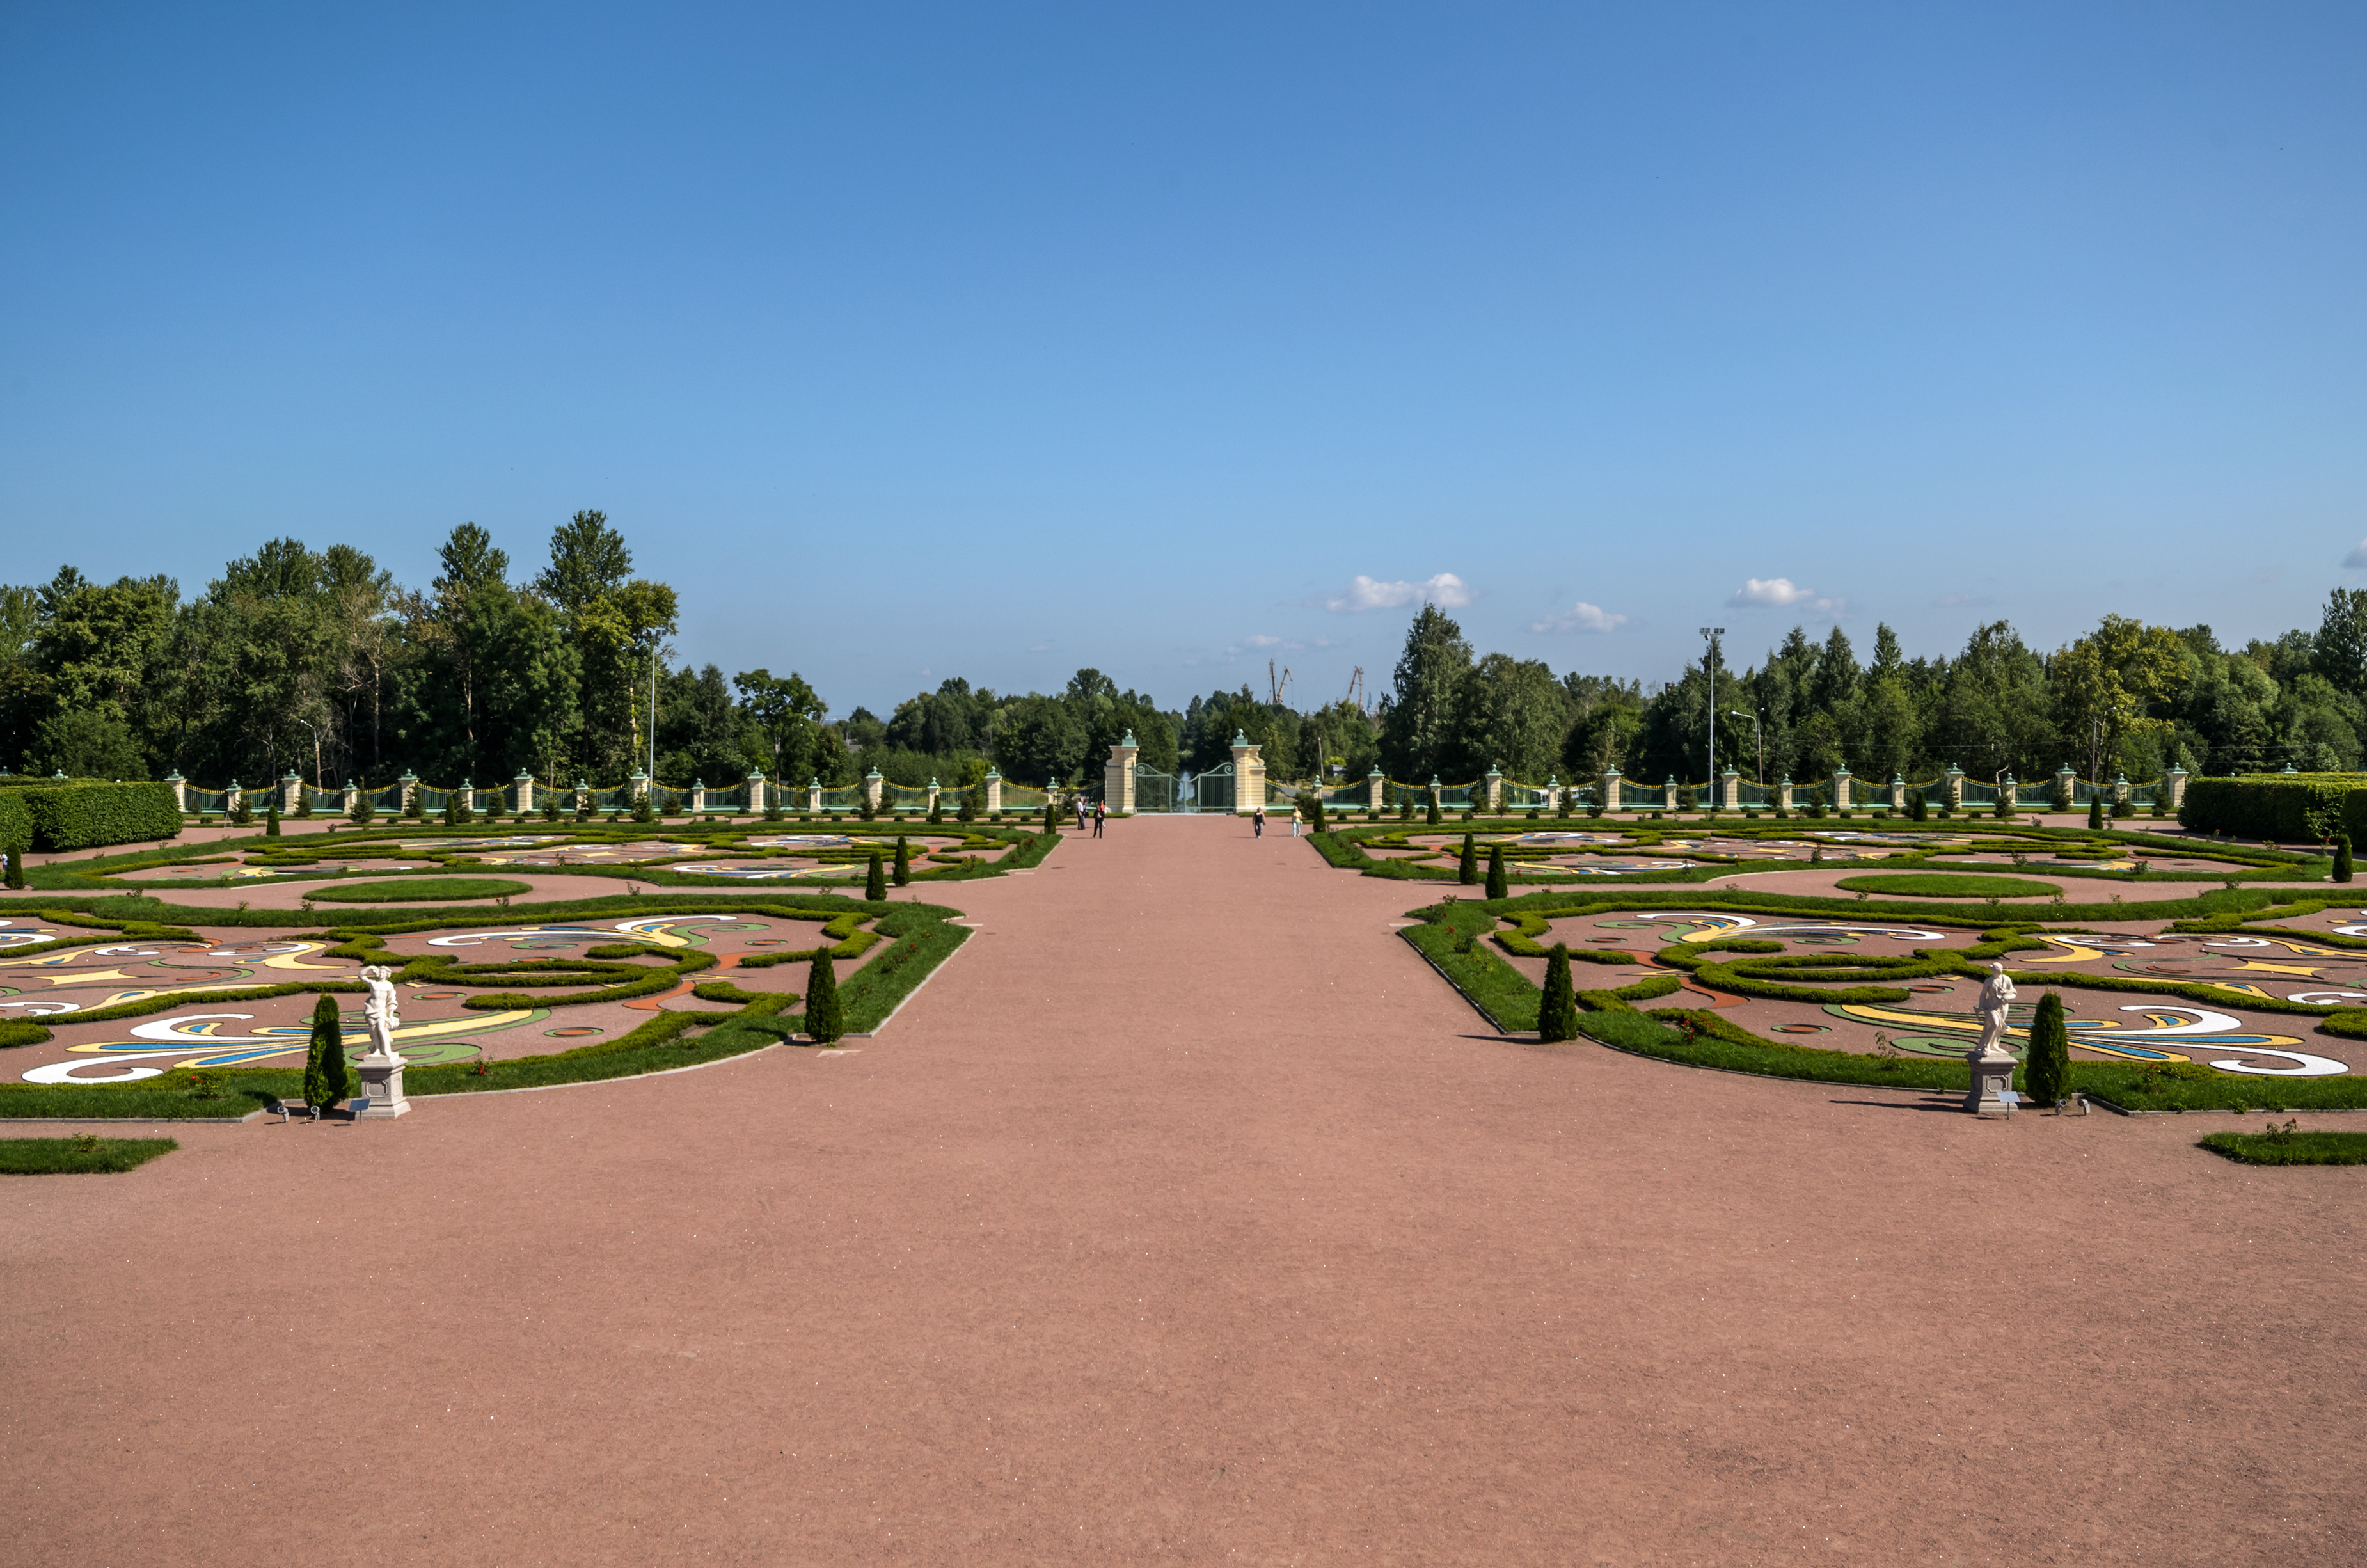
[1408,884,2367,1102]
[0,892,971,1116]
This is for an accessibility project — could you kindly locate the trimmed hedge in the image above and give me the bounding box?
[2180,774,2367,842]
[0,782,180,852]
[2198,1128,2367,1165]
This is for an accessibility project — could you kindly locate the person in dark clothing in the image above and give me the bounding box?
[1252,805,1265,839]
[1093,800,1105,837]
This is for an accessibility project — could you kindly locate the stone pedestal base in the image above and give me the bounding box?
[1964,1049,2016,1116]
[356,1054,411,1119]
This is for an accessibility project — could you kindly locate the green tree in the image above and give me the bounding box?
[892,835,911,886]
[1537,944,1578,1042]
[301,994,351,1110]
[2023,990,2070,1109]
[804,948,843,1043]
[2087,793,2103,830]
[1379,606,1472,782]
[1485,843,1508,899]
[866,851,886,900]
[2336,835,2354,883]
[1450,654,1571,784]
[1459,833,1478,885]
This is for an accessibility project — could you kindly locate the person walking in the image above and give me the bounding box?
[1290,805,1301,837]
[1253,805,1265,839]
[1075,795,1088,832]
[1093,800,1105,837]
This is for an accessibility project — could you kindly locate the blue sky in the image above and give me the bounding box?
[3,3,2362,717]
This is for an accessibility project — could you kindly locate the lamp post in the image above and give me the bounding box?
[1729,709,1762,787]
[1698,626,1724,795]
[295,718,321,798]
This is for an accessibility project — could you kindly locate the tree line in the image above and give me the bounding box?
[6,519,2364,792]
[1372,595,2367,791]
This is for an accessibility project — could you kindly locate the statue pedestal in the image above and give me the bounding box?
[355,1051,411,1119]
[1964,1048,2016,1116]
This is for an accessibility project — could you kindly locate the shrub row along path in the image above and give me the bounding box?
[6,816,2363,1565]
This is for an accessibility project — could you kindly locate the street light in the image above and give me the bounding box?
[1729,709,1762,788]
[1698,627,1724,796]
[294,718,321,799]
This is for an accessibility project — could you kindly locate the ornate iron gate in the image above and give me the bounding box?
[1132,765,1176,813]
[1182,763,1235,814]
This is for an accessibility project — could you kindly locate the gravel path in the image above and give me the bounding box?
[3,815,2361,1564]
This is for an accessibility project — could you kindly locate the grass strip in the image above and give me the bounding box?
[1833,873,2062,899]
[2198,1129,2367,1165]
[0,1136,178,1173]
[303,877,532,902]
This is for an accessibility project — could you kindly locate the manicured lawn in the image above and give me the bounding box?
[305,876,533,902]
[1832,873,2062,899]
[2198,1128,2367,1166]
[0,1136,178,1174]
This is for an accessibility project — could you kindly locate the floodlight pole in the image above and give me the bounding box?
[295,717,321,795]
[1698,627,1724,796]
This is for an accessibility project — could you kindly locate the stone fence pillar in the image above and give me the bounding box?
[862,768,884,812]
[515,771,535,814]
[1599,768,1622,811]
[1943,765,1964,811]
[1831,767,1853,812]
[342,780,360,816]
[807,778,824,812]
[983,770,1002,813]
[280,771,302,812]
[399,772,419,815]
[1890,775,1907,812]
[165,771,187,811]
[1777,777,1794,812]
[1662,775,1681,811]
[1105,731,1139,815]
[628,769,649,805]
[2165,767,2188,811]
[1367,768,1386,812]
[1484,764,1503,813]
[747,772,766,814]
[1719,768,1741,811]
[690,779,707,814]
[1230,733,1265,815]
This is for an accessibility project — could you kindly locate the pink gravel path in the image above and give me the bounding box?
[3,816,2363,1564]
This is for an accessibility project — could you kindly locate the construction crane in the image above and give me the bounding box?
[1343,667,1366,715]
[1268,658,1293,708]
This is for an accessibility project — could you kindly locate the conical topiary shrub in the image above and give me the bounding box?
[1485,844,1508,901]
[2023,989,2070,1108]
[804,947,843,1043]
[2337,835,2355,884]
[1426,793,1441,826]
[1458,833,1478,885]
[1537,943,1578,1043]
[302,994,351,1111]
[3,841,22,889]
[265,802,281,837]
[1043,800,1058,834]
[2087,793,2103,830]
[893,835,911,886]
[866,851,887,901]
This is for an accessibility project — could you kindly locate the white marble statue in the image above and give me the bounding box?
[1971,961,2018,1060]
[360,965,401,1059]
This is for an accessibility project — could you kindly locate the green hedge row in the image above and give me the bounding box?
[2179,774,2367,841]
[1,782,183,851]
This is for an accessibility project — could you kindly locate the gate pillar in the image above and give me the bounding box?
[1105,731,1139,815]
[1366,767,1386,814]
[1229,733,1264,814]
[983,770,1002,814]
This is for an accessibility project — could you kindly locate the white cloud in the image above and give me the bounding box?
[1242,633,1282,647]
[2343,540,2367,569]
[1728,577,1845,615]
[1325,573,1474,613]
[1531,601,1628,634]
[1728,577,1813,607]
